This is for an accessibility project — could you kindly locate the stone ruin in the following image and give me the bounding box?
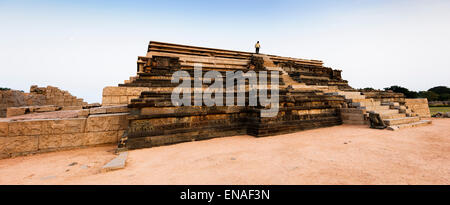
[105,41,432,150]
[0,85,87,118]
[0,41,433,158]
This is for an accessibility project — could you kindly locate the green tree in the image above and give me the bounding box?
[361,87,375,91]
[439,93,450,101]
[428,86,450,95]
[428,86,450,101]
[418,91,439,101]
[384,85,418,98]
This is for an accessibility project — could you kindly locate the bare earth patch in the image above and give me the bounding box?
[0,119,449,185]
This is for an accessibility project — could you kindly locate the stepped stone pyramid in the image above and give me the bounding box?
[102,41,431,150]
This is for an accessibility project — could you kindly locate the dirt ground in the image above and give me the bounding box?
[0,119,449,185]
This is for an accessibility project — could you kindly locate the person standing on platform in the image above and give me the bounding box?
[255,41,261,54]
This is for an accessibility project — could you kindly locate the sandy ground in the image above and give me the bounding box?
[0,119,449,185]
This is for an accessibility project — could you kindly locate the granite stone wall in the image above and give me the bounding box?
[0,106,128,159]
[0,85,87,118]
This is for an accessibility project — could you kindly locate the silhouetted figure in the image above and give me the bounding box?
[255,41,260,54]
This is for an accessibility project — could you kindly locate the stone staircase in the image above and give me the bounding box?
[330,91,431,130]
[233,55,432,131]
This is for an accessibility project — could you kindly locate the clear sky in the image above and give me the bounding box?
[1,0,449,103]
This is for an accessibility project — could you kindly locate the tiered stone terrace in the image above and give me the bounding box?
[0,41,433,158]
[106,41,431,150]
[113,41,349,149]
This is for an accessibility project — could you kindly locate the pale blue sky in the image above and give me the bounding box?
[1,0,449,103]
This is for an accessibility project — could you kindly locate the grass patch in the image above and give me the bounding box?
[429,107,450,115]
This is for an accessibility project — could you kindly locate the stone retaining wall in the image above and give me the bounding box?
[429,101,450,106]
[405,98,431,118]
[0,108,128,159]
[362,91,405,103]
[102,86,150,106]
[0,85,87,118]
[6,105,84,118]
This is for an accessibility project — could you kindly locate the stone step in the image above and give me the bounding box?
[345,96,366,100]
[340,108,366,114]
[383,117,420,126]
[341,113,365,121]
[387,120,432,131]
[327,92,365,100]
[374,109,400,115]
[381,102,400,107]
[359,105,390,110]
[351,101,381,107]
[147,51,250,64]
[149,45,251,59]
[380,113,407,119]
[181,62,247,70]
[180,57,249,66]
[341,93,363,97]
[350,98,374,103]
[342,120,369,125]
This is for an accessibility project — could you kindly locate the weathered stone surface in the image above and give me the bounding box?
[387,120,432,131]
[0,121,8,137]
[61,106,83,111]
[40,118,86,135]
[0,110,126,157]
[86,113,128,132]
[85,131,118,145]
[405,98,431,118]
[126,87,149,96]
[105,105,129,114]
[34,105,59,112]
[8,120,43,137]
[116,41,353,149]
[89,107,107,115]
[384,117,420,126]
[83,103,101,109]
[101,152,128,172]
[77,109,90,118]
[6,107,27,118]
[103,87,127,96]
[362,91,405,103]
[39,133,87,150]
[0,135,38,154]
[0,86,87,118]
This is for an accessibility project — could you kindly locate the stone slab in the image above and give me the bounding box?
[38,133,87,150]
[90,107,107,115]
[61,106,83,111]
[0,121,8,137]
[387,120,432,131]
[6,107,27,118]
[40,118,87,135]
[101,152,128,172]
[0,135,38,154]
[85,131,119,145]
[77,109,90,118]
[8,120,43,137]
[383,117,420,126]
[105,105,129,114]
[86,113,128,132]
[103,86,127,96]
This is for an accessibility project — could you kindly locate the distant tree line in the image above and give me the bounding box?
[0,87,11,91]
[361,86,450,101]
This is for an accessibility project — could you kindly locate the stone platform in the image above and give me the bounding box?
[112,41,352,150]
[0,41,432,158]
